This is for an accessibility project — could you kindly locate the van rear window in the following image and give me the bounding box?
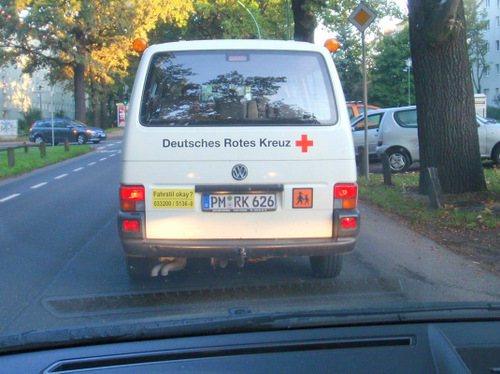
[140,50,337,126]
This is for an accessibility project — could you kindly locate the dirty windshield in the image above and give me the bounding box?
[0,0,499,360]
[140,51,336,126]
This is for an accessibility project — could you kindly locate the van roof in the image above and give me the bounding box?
[145,39,329,54]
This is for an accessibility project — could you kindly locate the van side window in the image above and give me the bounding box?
[140,51,337,127]
[394,109,418,128]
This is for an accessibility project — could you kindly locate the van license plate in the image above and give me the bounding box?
[202,193,276,212]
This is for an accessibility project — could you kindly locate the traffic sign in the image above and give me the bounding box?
[349,2,376,33]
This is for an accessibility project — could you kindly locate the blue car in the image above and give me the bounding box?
[29,118,107,145]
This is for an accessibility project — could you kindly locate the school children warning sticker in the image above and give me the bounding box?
[293,188,313,208]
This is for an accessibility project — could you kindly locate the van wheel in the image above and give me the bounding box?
[77,134,87,144]
[34,135,44,144]
[386,149,411,173]
[126,256,154,280]
[310,255,343,278]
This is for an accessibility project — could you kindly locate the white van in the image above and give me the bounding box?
[118,39,359,280]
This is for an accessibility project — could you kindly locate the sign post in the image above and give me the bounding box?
[349,2,376,180]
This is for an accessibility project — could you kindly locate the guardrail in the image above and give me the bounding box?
[1,139,71,168]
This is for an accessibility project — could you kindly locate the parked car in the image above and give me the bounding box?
[350,108,388,157]
[29,118,107,145]
[376,106,500,172]
[346,102,380,119]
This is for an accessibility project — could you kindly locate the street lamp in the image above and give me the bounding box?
[406,58,412,106]
[236,0,261,39]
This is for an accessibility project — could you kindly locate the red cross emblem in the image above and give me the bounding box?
[295,134,314,153]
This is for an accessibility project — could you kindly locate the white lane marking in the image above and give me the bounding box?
[99,158,107,161]
[97,146,105,150]
[73,167,84,172]
[31,182,48,189]
[88,162,96,166]
[54,174,68,180]
[0,193,20,203]
[109,154,116,157]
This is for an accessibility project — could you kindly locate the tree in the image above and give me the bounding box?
[332,25,363,101]
[149,0,288,43]
[408,0,486,194]
[464,0,489,94]
[0,0,193,123]
[291,0,402,42]
[369,26,414,107]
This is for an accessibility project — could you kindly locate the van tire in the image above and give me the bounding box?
[34,135,45,144]
[310,255,343,278]
[126,256,154,280]
[386,149,411,173]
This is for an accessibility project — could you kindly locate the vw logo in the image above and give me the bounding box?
[232,164,248,181]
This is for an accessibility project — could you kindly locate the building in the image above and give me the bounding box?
[480,0,500,107]
[0,62,75,121]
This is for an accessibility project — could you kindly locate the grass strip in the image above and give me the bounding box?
[358,166,499,231]
[0,145,93,178]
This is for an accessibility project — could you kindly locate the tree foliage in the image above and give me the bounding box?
[331,25,363,101]
[149,0,288,43]
[369,26,415,107]
[0,0,193,124]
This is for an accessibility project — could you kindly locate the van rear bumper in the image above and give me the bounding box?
[118,209,359,259]
[120,237,356,259]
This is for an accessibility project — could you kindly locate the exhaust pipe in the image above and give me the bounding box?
[151,258,187,277]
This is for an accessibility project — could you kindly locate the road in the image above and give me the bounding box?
[0,138,499,336]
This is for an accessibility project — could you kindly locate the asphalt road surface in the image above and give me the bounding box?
[0,139,499,336]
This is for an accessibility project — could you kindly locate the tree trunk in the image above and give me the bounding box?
[291,0,316,43]
[101,78,108,129]
[89,69,100,127]
[74,63,86,123]
[408,0,486,194]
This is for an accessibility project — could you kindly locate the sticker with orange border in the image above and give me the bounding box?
[292,188,313,208]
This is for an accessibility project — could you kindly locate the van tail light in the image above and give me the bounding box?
[29,123,35,132]
[341,217,357,229]
[123,220,140,231]
[120,185,145,212]
[377,141,383,146]
[334,183,358,209]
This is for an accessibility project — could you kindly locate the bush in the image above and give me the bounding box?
[18,107,42,133]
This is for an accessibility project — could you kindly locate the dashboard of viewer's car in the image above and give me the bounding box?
[1,320,499,373]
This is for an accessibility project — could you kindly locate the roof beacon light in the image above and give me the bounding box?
[133,38,149,53]
[324,38,340,53]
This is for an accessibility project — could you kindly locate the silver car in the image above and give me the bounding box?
[376,106,500,172]
[350,108,388,157]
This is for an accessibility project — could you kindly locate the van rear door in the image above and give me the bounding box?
[121,44,356,241]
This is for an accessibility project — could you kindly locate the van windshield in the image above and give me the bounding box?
[140,50,337,126]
